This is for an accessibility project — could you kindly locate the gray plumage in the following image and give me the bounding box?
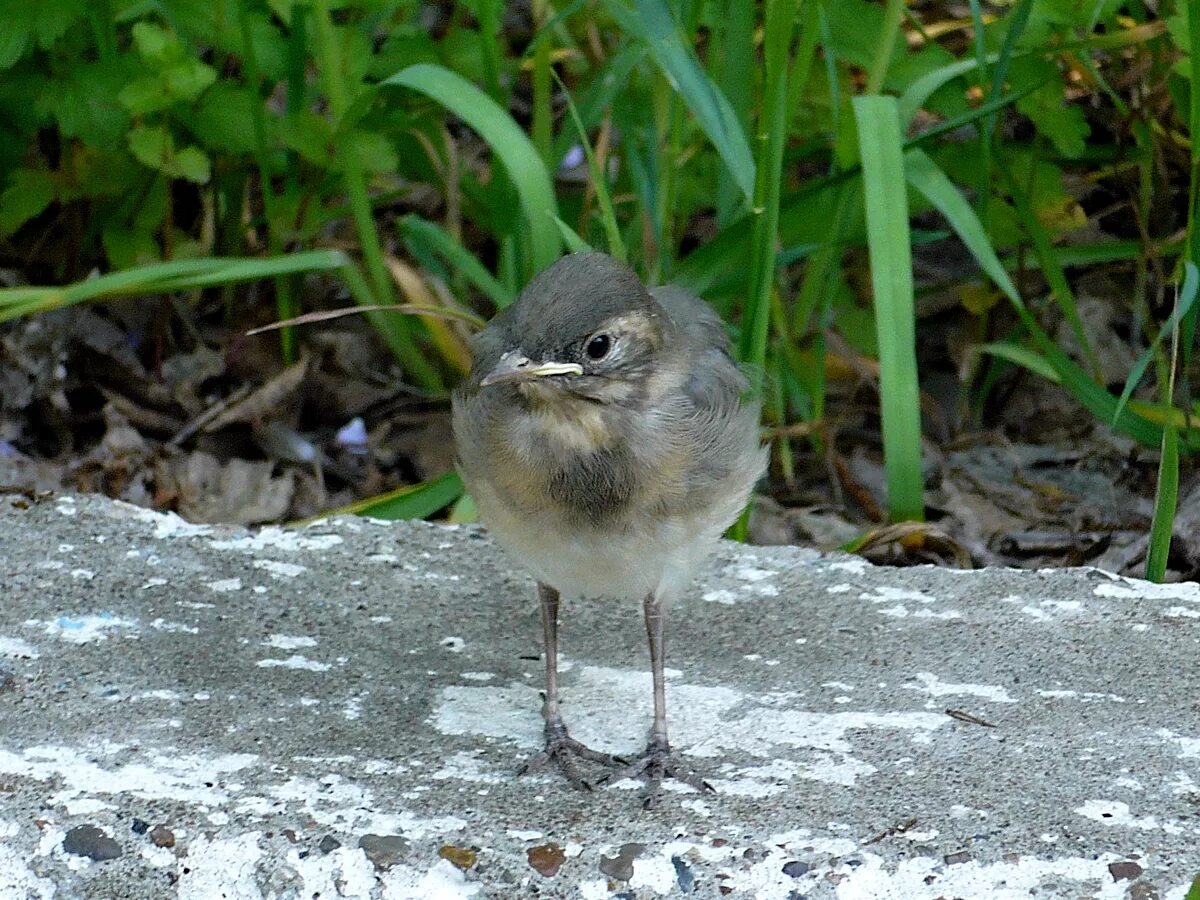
[451,252,767,795]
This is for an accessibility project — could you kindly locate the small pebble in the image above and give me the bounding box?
[318,835,341,855]
[150,825,176,849]
[527,843,566,877]
[63,825,122,861]
[672,855,695,892]
[1109,860,1144,881]
[599,842,644,882]
[359,834,408,871]
[439,845,478,870]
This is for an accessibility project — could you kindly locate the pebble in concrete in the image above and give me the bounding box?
[62,825,122,862]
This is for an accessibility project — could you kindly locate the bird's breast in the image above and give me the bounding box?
[489,400,645,527]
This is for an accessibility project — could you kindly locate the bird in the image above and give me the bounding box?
[451,252,767,798]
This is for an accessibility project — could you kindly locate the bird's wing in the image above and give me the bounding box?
[650,284,749,412]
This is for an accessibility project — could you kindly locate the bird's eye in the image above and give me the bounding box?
[585,333,612,360]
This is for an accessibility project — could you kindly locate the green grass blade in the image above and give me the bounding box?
[238,3,296,363]
[340,471,464,520]
[999,161,1100,377]
[310,0,441,392]
[549,42,644,167]
[978,341,1061,383]
[903,148,1164,447]
[0,252,351,321]
[399,215,515,309]
[381,64,562,277]
[898,22,1165,126]
[739,0,798,394]
[552,216,595,253]
[854,95,924,523]
[713,0,754,225]
[676,80,1046,295]
[1146,424,1179,582]
[552,69,626,262]
[865,0,904,95]
[602,0,756,201]
[1114,263,1199,424]
[904,150,1021,301]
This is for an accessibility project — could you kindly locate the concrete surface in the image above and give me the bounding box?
[0,492,1197,900]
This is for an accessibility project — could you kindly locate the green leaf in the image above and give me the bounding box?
[40,58,134,145]
[127,125,212,183]
[279,111,336,167]
[978,341,1061,383]
[0,24,31,69]
[380,63,562,277]
[1146,424,1179,583]
[173,146,212,183]
[346,129,398,175]
[854,95,923,523]
[603,0,756,201]
[1013,67,1090,158]
[131,21,174,63]
[0,251,354,321]
[191,83,262,154]
[342,471,464,520]
[0,168,56,236]
[117,77,170,115]
[163,58,218,101]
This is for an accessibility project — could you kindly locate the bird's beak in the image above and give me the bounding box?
[480,351,583,387]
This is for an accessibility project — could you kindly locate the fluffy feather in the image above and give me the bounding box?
[453,253,767,604]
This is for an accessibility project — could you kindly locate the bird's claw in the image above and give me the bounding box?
[517,721,625,791]
[596,740,713,806]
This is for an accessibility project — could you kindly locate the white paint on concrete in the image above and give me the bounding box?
[1157,728,1200,759]
[434,666,947,791]
[1075,799,1175,832]
[907,672,1017,703]
[860,585,936,604]
[124,503,214,539]
[0,743,257,806]
[0,825,57,898]
[379,858,480,899]
[38,613,137,644]
[1094,579,1200,602]
[0,636,39,658]
[177,832,264,899]
[256,654,330,672]
[210,528,343,553]
[262,634,318,650]
[290,845,377,899]
[252,559,307,579]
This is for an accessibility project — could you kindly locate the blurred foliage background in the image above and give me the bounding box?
[0,0,1197,579]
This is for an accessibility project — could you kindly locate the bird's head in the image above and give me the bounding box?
[470,253,668,407]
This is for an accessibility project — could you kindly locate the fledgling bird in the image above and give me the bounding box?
[452,252,767,796]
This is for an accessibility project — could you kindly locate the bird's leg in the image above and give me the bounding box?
[599,592,713,804]
[517,582,623,789]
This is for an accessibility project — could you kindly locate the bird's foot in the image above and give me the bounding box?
[517,720,625,791]
[597,739,713,806]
